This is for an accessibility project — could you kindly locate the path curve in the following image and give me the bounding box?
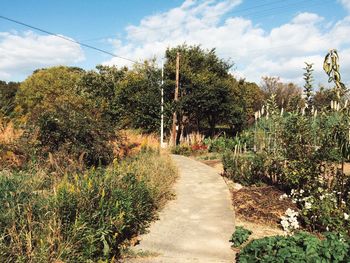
[125,155,235,263]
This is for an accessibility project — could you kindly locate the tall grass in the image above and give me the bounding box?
[0,150,177,262]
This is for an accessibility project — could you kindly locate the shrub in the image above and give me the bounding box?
[230,227,252,247]
[171,145,192,156]
[0,80,19,117]
[15,66,115,166]
[237,232,350,263]
[289,188,350,234]
[222,151,266,186]
[204,136,237,152]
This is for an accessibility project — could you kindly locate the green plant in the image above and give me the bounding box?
[204,136,237,152]
[171,145,192,156]
[303,62,314,109]
[237,232,350,262]
[15,66,116,166]
[0,150,177,261]
[222,151,266,186]
[230,227,252,247]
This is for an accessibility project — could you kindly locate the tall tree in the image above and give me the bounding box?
[261,76,302,110]
[116,61,162,133]
[164,44,234,136]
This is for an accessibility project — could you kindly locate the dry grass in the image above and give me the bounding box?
[0,120,22,144]
[116,151,178,209]
[0,119,25,168]
[113,130,161,159]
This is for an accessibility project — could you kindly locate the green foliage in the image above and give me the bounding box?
[230,227,252,248]
[15,66,115,166]
[171,145,192,156]
[116,61,161,133]
[303,62,314,108]
[222,151,266,186]
[79,65,127,125]
[222,51,350,234]
[237,232,350,263]
[0,150,176,261]
[55,170,155,260]
[0,80,19,117]
[164,44,259,135]
[204,136,237,152]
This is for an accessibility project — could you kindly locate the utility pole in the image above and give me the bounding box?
[160,58,165,148]
[171,52,180,146]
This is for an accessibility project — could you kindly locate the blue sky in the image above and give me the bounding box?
[1,0,350,85]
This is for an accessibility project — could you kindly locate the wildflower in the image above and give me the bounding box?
[279,194,288,200]
[280,208,299,234]
[344,213,349,220]
[305,202,312,210]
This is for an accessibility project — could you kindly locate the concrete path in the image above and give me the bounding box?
[125,155,235,263]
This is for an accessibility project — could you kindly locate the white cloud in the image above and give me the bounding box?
[0,31,85,81]
[104,0,350,87]
[340,0,350,12]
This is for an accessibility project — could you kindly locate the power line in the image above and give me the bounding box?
[0,15,139,64]
[80,0,290,42]
[80,0,321,42]
[0,0,336,66]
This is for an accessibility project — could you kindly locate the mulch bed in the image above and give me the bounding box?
[231,186,298,226]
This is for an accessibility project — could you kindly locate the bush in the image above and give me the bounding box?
[222,151,266,186]
[171,145,192,156]
[289,188,350,234]
[204,136,237,152]
[0,81,19,117]
[230,227,252,247]
[15,66,115,166]
[237,232,350,262]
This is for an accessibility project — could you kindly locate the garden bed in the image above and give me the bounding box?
[231,186,297,226]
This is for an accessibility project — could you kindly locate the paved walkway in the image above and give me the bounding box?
[125,155,235,263]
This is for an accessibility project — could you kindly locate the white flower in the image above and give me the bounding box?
[344,213,349,220]
[281,209,299,234]
[300,189,304,194]
[286,208,298,217]
[320,195,324,200]
[305,202,312,210]
[279,194,288,200]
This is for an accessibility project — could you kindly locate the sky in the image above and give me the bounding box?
[1,0,350,87]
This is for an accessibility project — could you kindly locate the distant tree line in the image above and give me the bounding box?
[0,44,340,162]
